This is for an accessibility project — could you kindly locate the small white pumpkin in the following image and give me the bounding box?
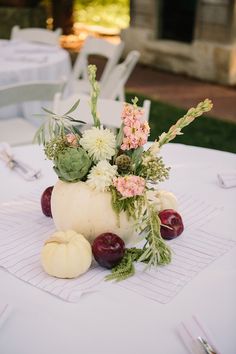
[41,230,92,279]
[158,190,178,211]
[51,180,136,244]
[147,189,178,212]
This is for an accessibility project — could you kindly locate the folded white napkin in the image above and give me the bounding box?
[217,172,236,188]
[0,302,11,328]
[177,315,221,354]
[0,142,41,181]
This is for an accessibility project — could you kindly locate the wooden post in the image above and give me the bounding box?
[52,0,74,34]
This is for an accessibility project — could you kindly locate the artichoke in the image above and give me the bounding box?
[54,147,91,182]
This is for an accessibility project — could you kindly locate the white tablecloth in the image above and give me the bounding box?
[0,40,71,125]
[0,143,235,354]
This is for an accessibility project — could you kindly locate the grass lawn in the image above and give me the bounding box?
[126,93,236,154]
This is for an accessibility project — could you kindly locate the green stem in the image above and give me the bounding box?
[88,65,100,128]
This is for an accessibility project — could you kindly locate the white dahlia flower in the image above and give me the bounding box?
[80,126,116,162]
[86,160,117,192]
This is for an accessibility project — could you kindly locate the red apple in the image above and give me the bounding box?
[92,233,125,269]
[159,209,184,240]
[41,186,53,217]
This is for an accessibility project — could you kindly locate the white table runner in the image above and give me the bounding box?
[0,188,234,304]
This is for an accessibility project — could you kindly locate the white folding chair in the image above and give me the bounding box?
[71,36,124,94]
[53,93,151,129]
[0,80,65,146]
[99,50,140,102]
[11,26,62,46]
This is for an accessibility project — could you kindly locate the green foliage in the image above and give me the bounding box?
[126,93,236,153]
[115,122,124,150]
[138,204,172,267]
[44,135,68,161]
[108,189,172,281]
[34,99,85,146]
[74,0,130,30]
[131,146,143,172]
[54,147,92,182]
[105,249,135,281]
[110,186,146,221]
[106,248,146,282]
[88,65,100,128]
[138,152,170,183]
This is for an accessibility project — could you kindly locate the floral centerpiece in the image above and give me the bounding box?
[37,65,213,281]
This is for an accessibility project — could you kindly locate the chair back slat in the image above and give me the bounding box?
[0,81,65,109]
[100,50,140,101]
[53,93,151,129]
[11,26,62,46]
[72,36,124,85]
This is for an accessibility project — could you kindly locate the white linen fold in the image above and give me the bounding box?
[217,172,236,188]
[0,302,11,328]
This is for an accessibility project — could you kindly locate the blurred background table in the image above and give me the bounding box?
[0,143,235,354]
[0,39,71,124]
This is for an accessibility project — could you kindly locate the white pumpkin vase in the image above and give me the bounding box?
[51,180,137,244]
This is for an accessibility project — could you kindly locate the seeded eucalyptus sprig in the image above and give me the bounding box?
[88,65,100,128]
[138,152,170,183]
[34,99,85,145]
[138,204,172,267]
[149,98,213,155]
[106,203,172,281]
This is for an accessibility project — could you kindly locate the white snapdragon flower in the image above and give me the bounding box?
[86,160,117,192]
[80,126,116,162]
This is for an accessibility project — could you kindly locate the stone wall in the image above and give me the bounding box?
[121,0,236,85]
[195,0,234,43]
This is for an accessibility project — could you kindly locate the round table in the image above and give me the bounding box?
[0,39,71,124]
[0,143,235,354]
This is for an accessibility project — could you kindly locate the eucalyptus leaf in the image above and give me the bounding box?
[42,107,56,115]
[64,99,80,115]
[64,116,86,124]
[116,123,124,148]
[33,114,47,117]
[131,146,143,166]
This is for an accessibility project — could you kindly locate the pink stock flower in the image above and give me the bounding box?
[121,103,150,151]
[142,121,150,135]
[121,104,144,125]
[66,133,78,146]
[113,175,145,198]
[121,104,135,119]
